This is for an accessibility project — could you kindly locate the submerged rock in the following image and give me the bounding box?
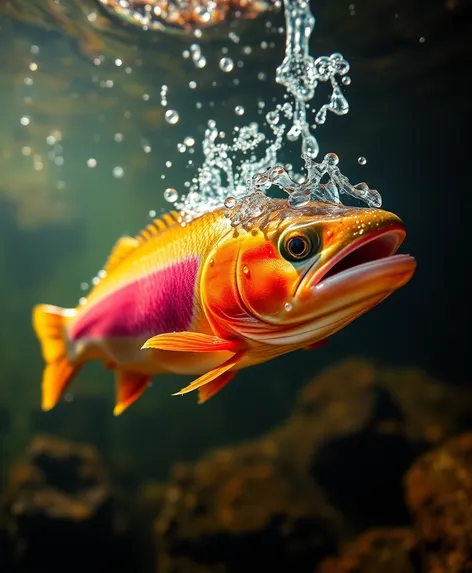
[1,434,141,572]
[405,433,472,573]
[150,359,472,572]
[317,528,420,573]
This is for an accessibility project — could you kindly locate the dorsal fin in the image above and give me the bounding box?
[103,236,140,274]
[103,211,182,274]
[135,210,181,245]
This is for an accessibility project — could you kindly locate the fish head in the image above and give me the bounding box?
[201,200,416,347]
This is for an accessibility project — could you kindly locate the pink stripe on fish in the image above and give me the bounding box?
[69,257,199,340]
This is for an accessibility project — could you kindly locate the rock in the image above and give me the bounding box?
[307,360,472,529]
[1,434,142,573]
[316,528,420,573]
[405,433,472,573]
[151,359,472,572]
[154,442,340,573]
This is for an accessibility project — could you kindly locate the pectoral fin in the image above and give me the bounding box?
[198,371,236,404]
[142,331,243,353]
[173,351,245,398]
[114,370,152,416]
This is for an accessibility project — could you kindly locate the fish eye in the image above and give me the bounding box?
[280,231,319,262]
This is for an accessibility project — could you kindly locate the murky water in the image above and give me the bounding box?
[0,0,470,500]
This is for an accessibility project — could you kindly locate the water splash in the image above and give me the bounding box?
[224,153,381,229]
[275,0,350,158]
[167,0,381,221]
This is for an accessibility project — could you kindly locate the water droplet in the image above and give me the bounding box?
[242,265,250,276]
[324,153,339,166]
[287,125,300,141]
[358,156,367,166]
[302,135,319,159]
[184,136,195,147]
[164,188,178,203]
[284,302,292,312]
[235,106,245,116]
[165,110,179,124]
[224,196,237,209]
[288,192,310,208]
[219,57,234,72]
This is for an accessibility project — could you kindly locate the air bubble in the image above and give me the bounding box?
[235,106,245,116]
[165,110,179,124]
[358,156,367,165]
[219,57,234,72]
[164,188,178,203]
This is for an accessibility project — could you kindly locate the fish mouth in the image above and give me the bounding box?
[309,226,408,289]
[262,225,416,345]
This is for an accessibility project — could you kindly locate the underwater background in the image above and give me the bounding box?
[0,0,471,572]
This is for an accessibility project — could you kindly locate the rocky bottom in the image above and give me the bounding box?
[1,358,472,573]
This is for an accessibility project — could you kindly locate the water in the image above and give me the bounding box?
[170,0,369,224]
[0,2,470,572]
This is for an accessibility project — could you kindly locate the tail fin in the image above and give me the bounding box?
[32,304,80,411]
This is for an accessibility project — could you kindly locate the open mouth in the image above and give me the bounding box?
[316,227,407,285]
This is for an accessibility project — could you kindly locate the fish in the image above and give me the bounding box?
[32,200,416,415]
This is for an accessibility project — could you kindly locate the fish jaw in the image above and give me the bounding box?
[250,226,416,346]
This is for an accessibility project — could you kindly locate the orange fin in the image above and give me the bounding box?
[142,331,243,353]
[198,371,236,404]
[303,338,328,350]
[103,236,139,274]
[173,351,245,397]
[32,304,80,411]
[114,371,152,416]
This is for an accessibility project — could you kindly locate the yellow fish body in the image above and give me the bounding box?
[33,201,416,414]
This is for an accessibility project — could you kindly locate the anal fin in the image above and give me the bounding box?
[198,371,236,404]
[114,370,152,416]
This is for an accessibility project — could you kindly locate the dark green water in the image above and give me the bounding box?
[0,0,469,484]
